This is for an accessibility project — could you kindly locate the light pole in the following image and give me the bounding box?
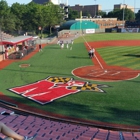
[94,0,96,17]
[134,0,136,20]
[122,0,125,28]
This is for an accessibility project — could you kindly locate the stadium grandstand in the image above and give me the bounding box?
[125,20,140,28]
[0,102,140,140]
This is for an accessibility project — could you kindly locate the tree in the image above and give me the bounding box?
[44,2,64,34]
[135,10,140,21]
[0,0,8,29]
[107,8,135,20]
[82,11,91,18]
[97,10,107,18]
[0,0,9,17]
[0,0,15,32]
[10,2,27,34]
[22,2,63,36]
[23,2,41,32]
[122,8,135,20]
[68,8,79,19]
[2,13,15,32]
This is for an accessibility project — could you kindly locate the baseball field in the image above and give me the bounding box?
[0,33,140,128]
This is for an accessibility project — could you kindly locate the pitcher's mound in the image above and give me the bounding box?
[72,65,140,82]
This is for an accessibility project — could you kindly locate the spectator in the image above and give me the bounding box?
[39,44,42,52]
[0,122,37,140]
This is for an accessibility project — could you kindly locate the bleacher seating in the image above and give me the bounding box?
[125,20,140,28]
[0,32,14,41]
[0,105,139,140]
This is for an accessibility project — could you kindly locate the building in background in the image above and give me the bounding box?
[31,1,135,29]
[114,4,134,12]
[75,18,124,29]
[70,4,102,18]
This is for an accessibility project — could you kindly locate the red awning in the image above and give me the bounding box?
[2,36,33,45]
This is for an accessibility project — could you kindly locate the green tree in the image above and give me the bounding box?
[97,10,107,18]
[107,8,135,20]
[68,8,79,19]
[23,2,40,32]
[0,0,15,31]
[2,13,15,32]
[22,2,63,36]
[10,2,27,34]
[0,0,9,17]
[135,10,140,21]
[44,2,63,34]
[122,8,135,20]
[82,11,91,18]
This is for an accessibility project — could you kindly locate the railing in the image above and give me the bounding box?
[35,36,57,44]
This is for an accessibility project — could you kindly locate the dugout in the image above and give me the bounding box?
[2,36,36,59]
[60,20,99,30]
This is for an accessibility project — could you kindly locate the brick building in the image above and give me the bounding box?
[114,4,134,12]
[76,18,124,29]
[70,4,102,18]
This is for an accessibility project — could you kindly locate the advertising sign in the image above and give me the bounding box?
[86,29,95,34]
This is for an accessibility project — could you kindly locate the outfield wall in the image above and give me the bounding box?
[106,28,140,33]
[35,37,57,44]
[58,28,140,38]
[58,29,105,37]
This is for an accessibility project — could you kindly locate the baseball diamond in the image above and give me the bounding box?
[1,33,140,129]
[72,40,140,81]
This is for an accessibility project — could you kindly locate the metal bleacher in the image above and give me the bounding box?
[0,32,14,41]
[0,105,139,140]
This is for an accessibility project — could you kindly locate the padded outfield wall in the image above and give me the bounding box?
[60,20,99,30]
[70,21,99,30]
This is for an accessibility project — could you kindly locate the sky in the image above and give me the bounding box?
[6,0,140,12]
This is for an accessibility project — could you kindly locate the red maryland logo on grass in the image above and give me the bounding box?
[9,76,109,105]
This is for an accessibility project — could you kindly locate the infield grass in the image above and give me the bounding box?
[0,33,140,126]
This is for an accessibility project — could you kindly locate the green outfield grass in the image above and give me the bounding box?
[0,33,140,126]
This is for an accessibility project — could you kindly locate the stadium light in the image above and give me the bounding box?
[134,0,136,19]
[94,0,96,17]
[122,0,126,28]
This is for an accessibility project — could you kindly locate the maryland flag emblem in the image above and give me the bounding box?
[9,76,109,105]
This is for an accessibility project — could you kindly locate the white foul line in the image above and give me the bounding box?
[88,72,107,77]
[111,72,120,75]
[82,36,104,70]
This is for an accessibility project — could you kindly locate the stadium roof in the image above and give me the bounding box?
[2,36,33,45]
